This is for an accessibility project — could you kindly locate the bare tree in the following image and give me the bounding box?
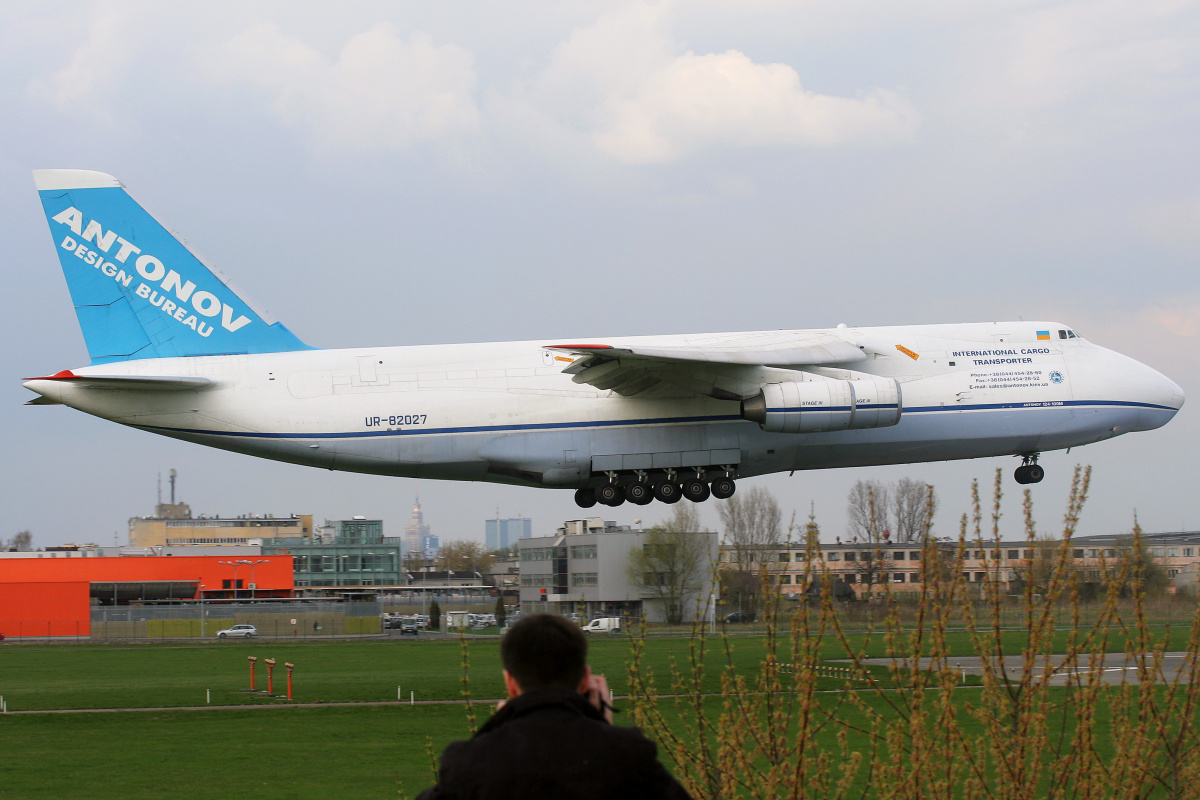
[439,540,495,576]
[4,531,32,552]
[846,480,890,544]
[892,478,934,543]
[717,486,782,614]
[846,480,937,594]
[847,479,935,545]
[628,503,712,625]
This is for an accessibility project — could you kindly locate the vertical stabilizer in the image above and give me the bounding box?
[34,169,312,363]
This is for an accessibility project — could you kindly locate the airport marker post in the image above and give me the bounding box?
[265,658,276,696]
[285,662,294,700]
[248,656,257,691]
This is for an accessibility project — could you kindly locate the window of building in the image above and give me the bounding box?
[1073,549,1084,559]
[975,572,986,582]
[1087,549,1099,558]
[1023,550,1032,559]
[778,553,790,562]
[1168,569,1180,579]
[827,552,841,562]
[571,572,598,587]
[795,552,807,561]
[1185,548,1195,557]
[893,552,906,561]
[569,545,597,559]
[974,550,984,560]
[893,573,906,583]
[1008,550,1020,560]
[1168,548,1179,558]
[963,572,972,582]
[779,574,792,584]
[844,552,857,562]
[909,552,921,561]
[844,574,857,584]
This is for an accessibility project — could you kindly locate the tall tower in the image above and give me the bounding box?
[405,497,431,557]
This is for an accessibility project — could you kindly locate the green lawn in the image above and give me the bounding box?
[0,622,1193,799]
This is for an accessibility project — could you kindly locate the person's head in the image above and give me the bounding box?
[500,613,588,694]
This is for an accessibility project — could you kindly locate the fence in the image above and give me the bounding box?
[2,597,500,642]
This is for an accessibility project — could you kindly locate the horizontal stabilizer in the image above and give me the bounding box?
[23,370,213,391]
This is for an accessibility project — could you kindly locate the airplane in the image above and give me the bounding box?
[25,169,1184,508]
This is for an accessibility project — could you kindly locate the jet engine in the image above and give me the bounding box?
[741,377,901,433]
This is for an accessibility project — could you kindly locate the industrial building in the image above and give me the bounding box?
[126,470,314,547]
[518,518,719,623]
[0,550,294,638]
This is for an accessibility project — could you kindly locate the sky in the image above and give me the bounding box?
[2,1,1198,550]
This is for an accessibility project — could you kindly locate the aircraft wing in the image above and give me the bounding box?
[546,333,866,399]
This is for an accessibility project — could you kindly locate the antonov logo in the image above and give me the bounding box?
[50,206,251,338]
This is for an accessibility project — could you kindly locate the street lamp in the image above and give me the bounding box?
[238,559,269,600]
[198,582,207,637]
[218,560,241,599]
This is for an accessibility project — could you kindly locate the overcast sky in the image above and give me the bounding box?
[2,1,1198,550]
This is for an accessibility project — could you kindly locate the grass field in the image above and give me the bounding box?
[0,620,1193,799]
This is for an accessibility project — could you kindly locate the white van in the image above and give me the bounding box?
[582,617,621,634]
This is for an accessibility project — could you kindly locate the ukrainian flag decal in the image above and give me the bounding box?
[1036,331,1051,340]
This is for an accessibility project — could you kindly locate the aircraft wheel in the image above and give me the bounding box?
[654,482,682,504]
[682,478,711,503]
[1026,464,1045,483]
[625,482,653,505]
[574,488,597,508]
[1014,466,1030,484]
[596,484,622,506]
[710,477,736,499]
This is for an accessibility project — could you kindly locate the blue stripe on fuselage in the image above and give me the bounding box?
[129,399,1173,441]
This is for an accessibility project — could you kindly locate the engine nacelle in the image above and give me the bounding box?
[741,378,901,433]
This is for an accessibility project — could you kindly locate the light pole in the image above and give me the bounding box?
[239,559,268,599]
[218,560,241,599]
[198,583,207,637]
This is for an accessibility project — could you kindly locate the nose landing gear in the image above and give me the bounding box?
[1014,454,1045,485]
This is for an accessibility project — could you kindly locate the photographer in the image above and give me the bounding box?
[417,613,691,799]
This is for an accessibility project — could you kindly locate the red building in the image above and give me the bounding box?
[0,553,293,638]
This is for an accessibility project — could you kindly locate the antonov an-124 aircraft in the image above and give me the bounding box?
[25,169,1184,508]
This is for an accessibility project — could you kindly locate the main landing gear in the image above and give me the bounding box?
[1014,454,1045,485]
[573,468,738,508]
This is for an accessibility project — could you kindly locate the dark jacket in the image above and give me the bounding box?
[416,686,692,800]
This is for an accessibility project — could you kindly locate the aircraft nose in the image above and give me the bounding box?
[1129,362,1184,431]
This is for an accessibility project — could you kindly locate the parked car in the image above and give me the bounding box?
[399,619,420,636]
[216,624,257,639]
[724,611,756,624]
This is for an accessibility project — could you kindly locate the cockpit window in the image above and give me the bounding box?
[1068,330,1079,338]
[1059,330,1067,339]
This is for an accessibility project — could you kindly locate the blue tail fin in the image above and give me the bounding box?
[34,169,312,364]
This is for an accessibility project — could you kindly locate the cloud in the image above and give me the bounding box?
[28,9,133,126]
[515,3,919,164]
[202,22,480,151]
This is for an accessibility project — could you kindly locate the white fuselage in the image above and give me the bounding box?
[25,321,1183,489]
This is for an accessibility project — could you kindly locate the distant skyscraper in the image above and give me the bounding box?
[405,498,433,556]
[486,514,532,550]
